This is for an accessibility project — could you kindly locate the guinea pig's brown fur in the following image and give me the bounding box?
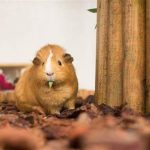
[14,44,78,114]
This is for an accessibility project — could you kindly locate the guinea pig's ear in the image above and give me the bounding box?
[63,53,74,63]
[32,57,41,65]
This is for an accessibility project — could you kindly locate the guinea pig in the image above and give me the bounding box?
[14,44,78,115]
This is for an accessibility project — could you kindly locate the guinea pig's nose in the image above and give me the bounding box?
[46,72,54,76]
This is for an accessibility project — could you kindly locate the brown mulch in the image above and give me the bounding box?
[0,95,150,150]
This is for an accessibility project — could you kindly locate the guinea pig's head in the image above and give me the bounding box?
[32,44,75,84]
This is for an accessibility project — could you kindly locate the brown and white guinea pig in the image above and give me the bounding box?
[14,44,78,114]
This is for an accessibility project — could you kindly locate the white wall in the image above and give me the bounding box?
[0,0,96,90]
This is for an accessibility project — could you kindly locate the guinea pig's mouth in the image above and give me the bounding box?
[46,72,55,81]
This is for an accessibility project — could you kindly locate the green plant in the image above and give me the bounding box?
[88,8,97,13]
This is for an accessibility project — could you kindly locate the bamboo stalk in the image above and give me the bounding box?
[107,0,123,106]
[95,0,109,104]
[122,0,146,112]
[146,0,150,112]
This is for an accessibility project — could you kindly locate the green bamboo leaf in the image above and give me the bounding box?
[88,8,97,13]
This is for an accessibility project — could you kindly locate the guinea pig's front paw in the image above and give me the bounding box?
[48,107,61,115]
[32,106,46,115]
[64,99,75,110]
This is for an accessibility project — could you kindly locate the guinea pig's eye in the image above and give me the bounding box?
[42,62,45,66]
[58,60,62,66]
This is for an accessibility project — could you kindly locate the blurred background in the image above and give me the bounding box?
[0,0,96,90]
